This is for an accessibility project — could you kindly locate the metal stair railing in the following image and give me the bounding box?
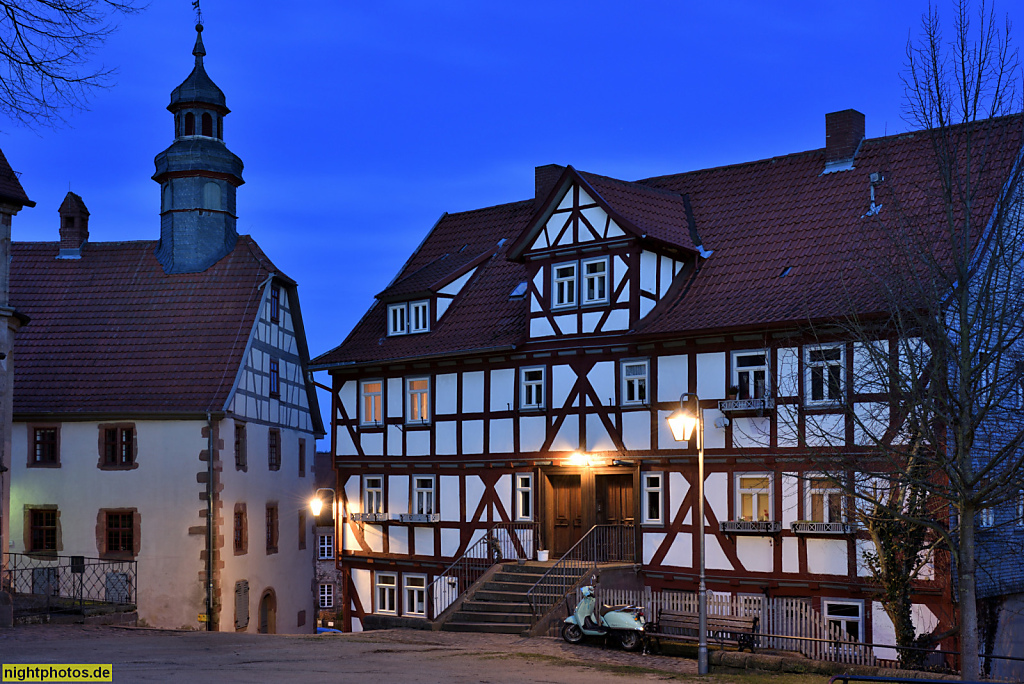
[426,521,538,620]
[525,523,634,621]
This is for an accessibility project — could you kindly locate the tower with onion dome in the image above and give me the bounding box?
[153,23,244,274]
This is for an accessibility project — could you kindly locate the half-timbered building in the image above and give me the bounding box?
[6,24,324,633]
[312,110,1020,652]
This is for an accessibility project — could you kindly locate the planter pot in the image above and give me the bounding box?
[537,549,550,562]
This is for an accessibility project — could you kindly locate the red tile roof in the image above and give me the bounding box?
[12,236,278,415]
[578,170,699,252]
[313,115,1022,368]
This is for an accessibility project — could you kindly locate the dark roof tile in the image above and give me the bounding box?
[11,236,276,415]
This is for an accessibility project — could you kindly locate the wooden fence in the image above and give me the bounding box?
[592,587,877,667]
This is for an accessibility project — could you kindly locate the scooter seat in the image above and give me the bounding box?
[600,604,632,615]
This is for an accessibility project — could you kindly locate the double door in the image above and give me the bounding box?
[548,472,636,557]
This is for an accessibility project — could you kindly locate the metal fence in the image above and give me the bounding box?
[526,524,635,621]
[426,522,538,619]
[3,553,137,617]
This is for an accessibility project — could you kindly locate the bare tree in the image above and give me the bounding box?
[0,1,140,129]
[793,2,1024,678]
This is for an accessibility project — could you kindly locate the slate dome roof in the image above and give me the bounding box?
[169,25,227,111]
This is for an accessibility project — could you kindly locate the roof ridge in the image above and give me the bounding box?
[639,113,1024,185]
[442,198,533,219]
[579,169,686,200]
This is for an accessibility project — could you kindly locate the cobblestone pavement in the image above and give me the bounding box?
[0,624,824,683]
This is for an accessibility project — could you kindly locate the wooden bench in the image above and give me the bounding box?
[646,609,759,653]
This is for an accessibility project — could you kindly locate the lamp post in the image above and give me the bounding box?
[667,393,708,675]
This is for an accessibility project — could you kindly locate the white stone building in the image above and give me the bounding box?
[6,25,324,633]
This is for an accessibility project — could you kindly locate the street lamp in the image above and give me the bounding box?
[667,393,708,675]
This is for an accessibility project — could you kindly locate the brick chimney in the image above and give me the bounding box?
[535,164,565,209]
[824,109,865,172]
[57,191,89,258]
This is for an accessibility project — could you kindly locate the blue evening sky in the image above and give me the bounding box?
[2,1,1020,444]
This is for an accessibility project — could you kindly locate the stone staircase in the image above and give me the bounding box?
[441,562,550,634]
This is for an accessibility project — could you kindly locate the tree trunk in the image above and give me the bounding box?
[958,509,980,681]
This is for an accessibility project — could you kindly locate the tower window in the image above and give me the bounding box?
[203,182,222,211]
[217,117,223,139]
[202,112,213,137]
[185,112,195,136]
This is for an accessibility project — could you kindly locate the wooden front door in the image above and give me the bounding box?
[550,475,582,556]
[596,474,635,525]
[259,590,276,634]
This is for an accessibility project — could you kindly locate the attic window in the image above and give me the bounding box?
[387,304,408,335]
[388,300,430,336]
[780,266,793,277]
[410,300,429,333]
[509,282,528,299]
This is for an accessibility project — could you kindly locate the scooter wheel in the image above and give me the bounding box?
[561,623,584,644]
[618,630,642,652]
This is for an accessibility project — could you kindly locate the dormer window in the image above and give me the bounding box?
[388,304,408,335]
[387,300,430,336]
[553,262,577,309]
[582,257,608,305]
[410,300,429,333]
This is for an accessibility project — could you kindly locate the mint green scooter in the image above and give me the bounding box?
[561,586,646,651]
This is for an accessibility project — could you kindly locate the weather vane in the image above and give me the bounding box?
[192,0,203,27]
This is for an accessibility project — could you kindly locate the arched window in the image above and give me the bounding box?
[162,184,172,212]
[185,112,195,136]
[217,117,223,139]
[202,112,213,137]
[203,182,222,211]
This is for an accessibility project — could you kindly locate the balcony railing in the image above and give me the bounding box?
[398,513,440,523]
[720,520,782,534]
[349,512,390,523]
[790,521,853,535]
[718,397,774,412]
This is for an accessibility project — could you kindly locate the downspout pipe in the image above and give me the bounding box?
[206,411,214,631]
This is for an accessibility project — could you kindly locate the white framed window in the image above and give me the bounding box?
[317,534,334,559]
[360,380,382,425]
[1017,491,1024,528]
[404,574,427,617]
[553,262,577,309]
[733,350,769,400]
[406,377,430,424]
[514,473,533,521]
[806,475,844,523]
[521,367,545,409]
[410,300,430,333]
[823,599,863,642]
[642,473,663,524]
[582,257,608,305]
[375,572,397,614]
[978,507,995,528]
[413,476,435,515]
[621,360,649,406]
[319,583,334,609]
[737,474,773,522]
[805,344,845,404]
[387,303,408,336]
[364,476,384,515]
